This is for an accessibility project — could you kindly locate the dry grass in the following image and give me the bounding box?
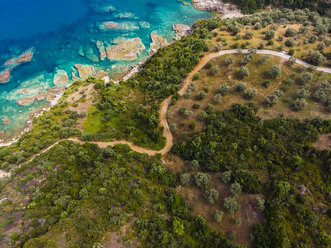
[168,54,330,142]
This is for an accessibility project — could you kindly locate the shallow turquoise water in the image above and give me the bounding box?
[0,0,210,140]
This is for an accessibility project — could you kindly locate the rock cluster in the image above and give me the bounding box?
[106,38,145,61]
[173,24,191,40]
[191,0,243,18]
[74,64,95,80]
[53,69,69,87]
[0,69,11,83]
[16,91,47,106]
[149,33,169,54]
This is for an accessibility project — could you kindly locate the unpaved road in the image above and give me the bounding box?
[1,49,330,170]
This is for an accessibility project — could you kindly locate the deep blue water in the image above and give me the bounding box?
[0,0,210,140]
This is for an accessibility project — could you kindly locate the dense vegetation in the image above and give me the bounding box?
[233,0,331,15]
[173,104,330,247]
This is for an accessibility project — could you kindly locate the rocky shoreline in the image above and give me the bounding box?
[191,0,243,18]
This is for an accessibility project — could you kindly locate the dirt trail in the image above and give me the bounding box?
[3,49,331,163]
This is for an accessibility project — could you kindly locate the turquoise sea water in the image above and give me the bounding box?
[0,0,210,140]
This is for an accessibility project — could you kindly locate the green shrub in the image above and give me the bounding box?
[194,173,210,191]
[224,197,239,213]
[235,82,248,92]
[204,188,219,204]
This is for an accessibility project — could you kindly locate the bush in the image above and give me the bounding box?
[306,51,325,65]
[189,122,196,130]
[245,30,253,39]
[221,171,232,184]
[256,197,265,212]
[308,35,317,43]
[264,94,278,107]
[192,73,200,81]
[191,160,200,171]
[183,110,193,118]
[285,38,295,47]
[214,210,224,223]
[192,103,200,109]
[204,188,219,204]
[224,56,235,65]
[180,173,191,186]
[241,54,252,65]
[213,94,222,104]
[244,89,257,99]
[230,182,242,197]
[194,173,210,191]
[254,22,262,30]
[235,82,248,92]
[268,65,281,78]
[285,27,296,37]
[199,111,208,121]
[292,98,307,111]
[205,104,214,114]
[257,55,270,64]
[265,30,275,40]
[238,66,249,79]
[287,56,296,66]
[295,88,309,99]
[196,90,206,100]
[179,107,187,115]
[204,62,212,69]
[209,66,220,76]
[317,42,325,51]
[296,72,312,85]
[218,84,230,96]
[263,80,271,88]
[224,197,239,213]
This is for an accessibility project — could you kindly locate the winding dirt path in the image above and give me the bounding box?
[1,49,330,168]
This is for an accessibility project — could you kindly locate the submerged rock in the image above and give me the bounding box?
[53,69,69,87]
[2,119,11,125]
[173,24,191,40]
[96,41,107,61]
[106,37,145,61]
[0,69,11,83]
[17,97,36,106]
[4,47,35,68]
[139,21,150,29]
[149,33,169,54]
[97,21,139,31]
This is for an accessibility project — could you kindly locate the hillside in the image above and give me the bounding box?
[0,8,330,248]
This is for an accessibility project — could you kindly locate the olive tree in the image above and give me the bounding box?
[238,66,249,79]
[221,171,232,184]
[235,82,248,92]
[230,182,242,197]
[194,173,210,191]
[180,173,191,186]
[292,98,307,111]
[204,188,219,204]
[224,197,240,213]
[268,65,281,78]
[306,51,326,65]
[244,89,257,99]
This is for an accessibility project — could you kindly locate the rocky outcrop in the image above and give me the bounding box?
[191,0,243,18]
[47,87,65,104]
[0,69,11,83]
[4,48,35,68]
[149,33,169,54]
[139,21,150,29]
[53,69,69,87]
[106,38,145,61]
[74,64,95,80]
[16,91,47,106]
[173,24,191,40]
[97,21,139,31]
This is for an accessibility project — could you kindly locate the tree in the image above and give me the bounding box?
[308,35,317,43]
[317,42,325,51]
[285,38,295,47]
[183,110,193,118]
[296,72,312,85]
[199,111,208,121]
[312,88,327,102]
[194,173,210,191]
[235,82,248,92]
[213,94,222,104]
[287,56,296,66]
[265,30,275,40]
[256,197,265,212]
[230,182,242,197]
[204,188,219,204]
[241,54,252,65]
[224,197,239,213]
[264,94,278,107]
[209,66,220,76]
[221,171,232,184]
[196,90,206,100]
[295,88,309,99]
[218,84,230,96]
[306,51,326,65]
[224,56,235,65]
[292,98,307,111]
[191,160,200,171]
[180,173,191,186]
[245,30,253,39]
[244,89,257,99]
[214,210,224,223]
[238,66,249,79]
[285,27,296,37]
[268,65,281,78]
